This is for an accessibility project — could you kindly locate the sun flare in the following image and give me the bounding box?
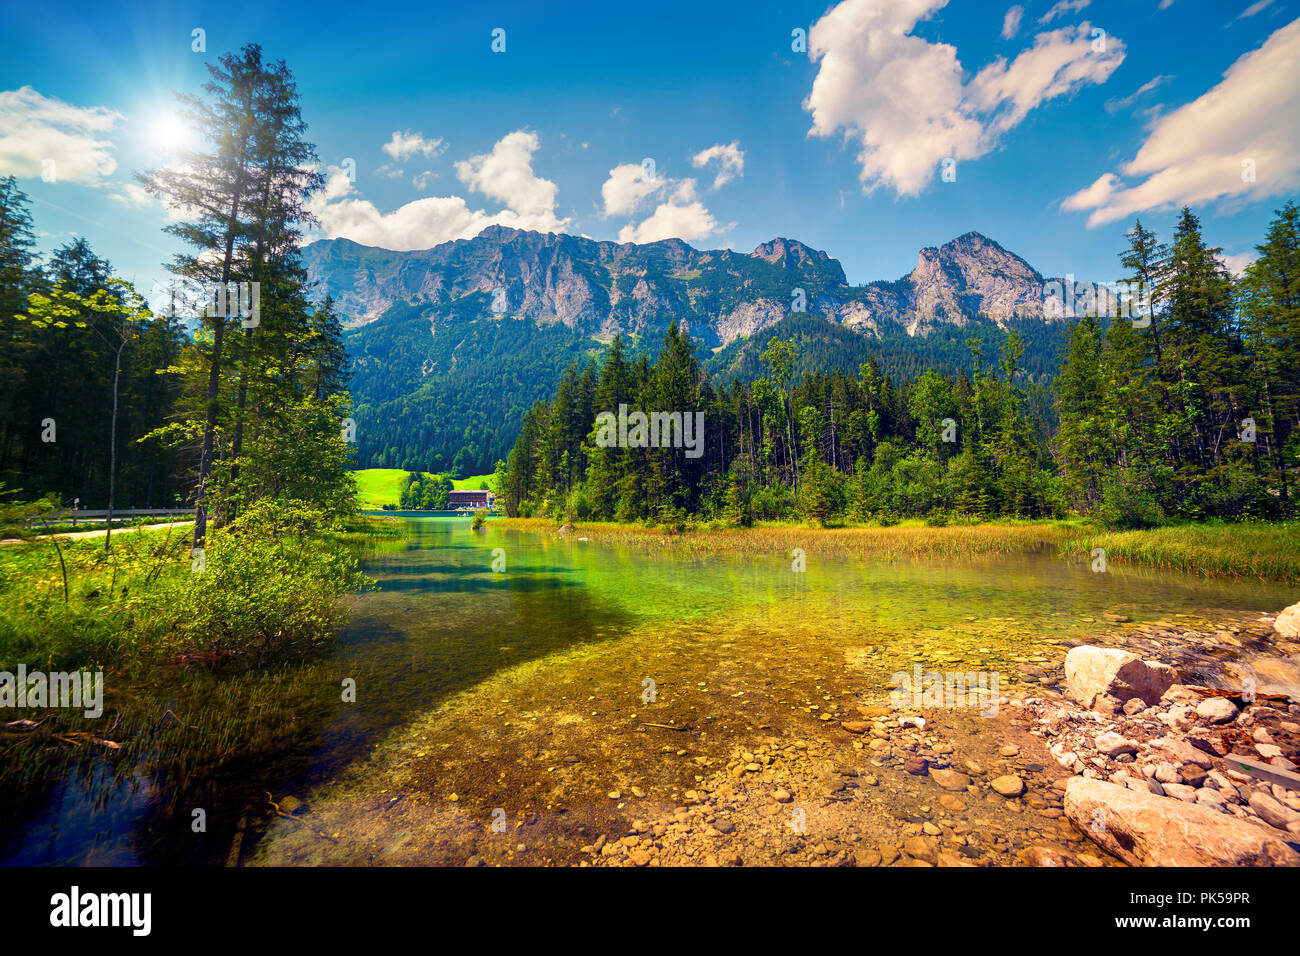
[145,110,194,156]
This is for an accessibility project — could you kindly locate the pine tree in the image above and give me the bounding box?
[139,44,323,544]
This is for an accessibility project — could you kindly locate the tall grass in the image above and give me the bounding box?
[504,517,1080,560]
[506,516,1300,583]
[1061,521,1300,586]
[0,523,192,671]
[0,509,388,672]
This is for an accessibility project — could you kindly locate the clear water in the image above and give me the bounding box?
[1,517,1291,866]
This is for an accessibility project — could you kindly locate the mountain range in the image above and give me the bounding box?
[305,227,1107,475]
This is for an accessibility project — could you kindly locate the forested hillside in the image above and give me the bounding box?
[504,205,1300,527]
[321,228,1100,476]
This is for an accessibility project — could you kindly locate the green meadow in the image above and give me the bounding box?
[351,468,496,509]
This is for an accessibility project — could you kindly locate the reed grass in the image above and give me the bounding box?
[1061,521,1300,586]
[502,517,1081,560]
[503,516,1300,583]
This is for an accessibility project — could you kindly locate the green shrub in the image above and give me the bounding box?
[1099,471,1164,529]
[143,500,371,653]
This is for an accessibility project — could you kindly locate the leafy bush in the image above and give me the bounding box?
[144,500,371,653]
[723,477,753,527]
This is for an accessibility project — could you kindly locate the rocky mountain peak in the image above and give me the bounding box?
[475,224,528,243]
[904,230,1046,331]
[751,237,848,286]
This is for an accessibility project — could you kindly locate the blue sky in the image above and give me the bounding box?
[2,0,1298,304]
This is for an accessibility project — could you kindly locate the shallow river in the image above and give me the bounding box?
[1,517,1292,866]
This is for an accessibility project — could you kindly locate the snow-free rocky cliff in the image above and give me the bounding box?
[304,226,1111,348]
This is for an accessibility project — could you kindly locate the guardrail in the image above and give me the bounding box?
[27,508,197,526]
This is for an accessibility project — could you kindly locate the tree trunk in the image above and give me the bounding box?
[192,181,245,550]
[105,338,123,553]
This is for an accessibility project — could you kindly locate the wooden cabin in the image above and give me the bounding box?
[447,489,493,510]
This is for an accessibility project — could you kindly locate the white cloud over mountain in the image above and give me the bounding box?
[803,0,1124,197]
[616,199,717,244]
[600,162,662,218]
[1063,18,1300,227]
[600,154,729,243]
[454,131,564,227]
[307,130,569,250]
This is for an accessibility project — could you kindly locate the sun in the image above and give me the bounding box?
[145,110,196,157]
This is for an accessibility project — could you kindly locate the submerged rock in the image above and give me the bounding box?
[1064,778,1300,867]
[990,775,1025,797]
[929,767,972,791]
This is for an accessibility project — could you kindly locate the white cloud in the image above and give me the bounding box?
[1222,251,1256,276]
[1104,74,1173,112]
[1062,171,1119,210]
[0,86,122,184]
[803,0,1124,197]
[306,166,510,250]
[1063,18,1300,227]
[1002,5,1024,40]
[1039,0,1090,25]
[691,141,745,188]
[109,183,154,207]
[382,130,445,162]
[600,162,663,216]
[454,130,566,229]
[412,170,436,190]
[970,24,1125,134]
[617,200,717,244]
[307,132,569,250]
[600,158,722,243]
[1236,0,1276,21]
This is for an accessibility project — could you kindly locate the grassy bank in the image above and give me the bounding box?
[0,510,393,672]
[1061,521,1300,587]
[352,468,407,509]
[500,516,1300,584]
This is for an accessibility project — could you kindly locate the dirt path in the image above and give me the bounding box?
[0,520,192,545]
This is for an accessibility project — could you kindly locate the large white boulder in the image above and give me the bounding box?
[1275,601,1300,640]
[1064,646,1175,708]
[1065,778,1300,867]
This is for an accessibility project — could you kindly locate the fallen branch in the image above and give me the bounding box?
[2,717,49,731]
